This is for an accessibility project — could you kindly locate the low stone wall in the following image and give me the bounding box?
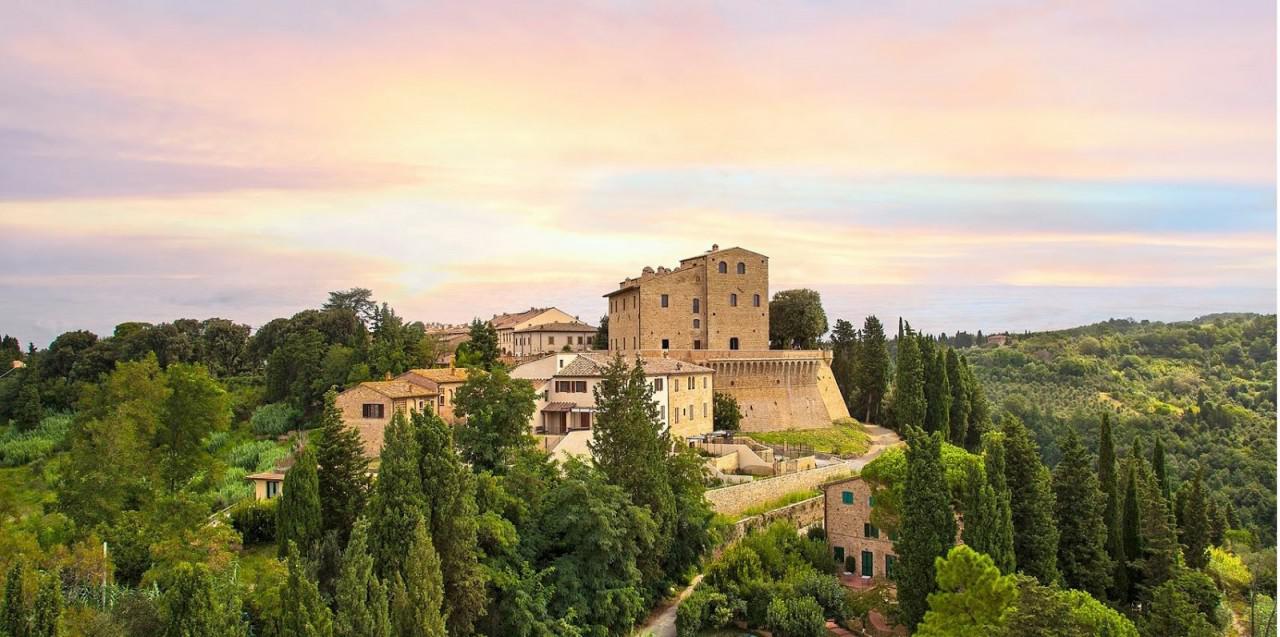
[723,495,824,544]
[706,461,855,517]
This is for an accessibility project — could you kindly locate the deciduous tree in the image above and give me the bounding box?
[768,289,827,349]
[454,367,537,473]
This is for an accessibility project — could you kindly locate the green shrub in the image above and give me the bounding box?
[230,498,278,545]
[806,526,826,542]
[250,402,299,437]
[213,467,252,509]
[226,440,287,472]
[0,413,72,466]
[791,568,849,621]
[766,595,826,637]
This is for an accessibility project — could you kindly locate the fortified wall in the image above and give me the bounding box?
[636,349,850,432]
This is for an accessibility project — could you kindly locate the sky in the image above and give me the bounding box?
[0,0,1275,347]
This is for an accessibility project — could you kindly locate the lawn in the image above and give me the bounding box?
[745,418,870,457]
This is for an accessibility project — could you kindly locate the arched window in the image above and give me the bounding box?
[737,262,746,274]
[730,293,738,307]
[717,261,727,273]
[692,298,700,314]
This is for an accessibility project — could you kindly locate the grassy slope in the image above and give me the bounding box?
[745,419,871,456]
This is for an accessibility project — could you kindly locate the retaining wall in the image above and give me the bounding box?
[705,462,856,517]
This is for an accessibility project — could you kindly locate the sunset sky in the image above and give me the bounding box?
[1,0,1275,346]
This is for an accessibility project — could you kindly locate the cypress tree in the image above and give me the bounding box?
[1181,463,1211,570]
[1134,451,1180,591]
[279,544,335,637]
[2,561,27,637]
[893,329,926,430]
[896,427,956,630]
[316,388,371,547]
[981,432,1016,574]
[853,316,891,423]
[414,410,486,637]
[1098,413,1128,602]
[1207,498,1227,547]
[389,518,446,637]
[30,570,59,637]
[960,460,1009,576]
[334,520,391,637]
[1051,429,1112,599]
[1151,436,1170,505]
[945,349,970,446]
[366,411,425,580]
[1001,415,1059,584]
[14,383,42,432]
[961,357,989,452]
[160,562,247,637]
[1121,463,1143,603]
[276,445,322,559]
[920,338,951,435]
[830,319,859,409]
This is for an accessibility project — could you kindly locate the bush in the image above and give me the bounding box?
[1207,547,1252,596]
[250,402,299,437]
[766,595,827,637]
[226,440,287,472]
[0,413,72,466]
[844,555,857,574]
[791,568,849,621]
[230,498,278,545]
[676,587,734,637]
[806,526,826,542]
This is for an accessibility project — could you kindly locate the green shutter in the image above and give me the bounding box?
[842,491,853,504]
[833,546,845,564]
[869,494,876,507]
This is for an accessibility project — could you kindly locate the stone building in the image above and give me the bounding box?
[512,321,597,357]
[605,245,768,352]
[823,476,896,579]
[335,379,437,457]
[490,307,587,355]
[396,366,473,424]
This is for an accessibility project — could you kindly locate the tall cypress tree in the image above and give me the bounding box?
[1180,463,1211,570]
[896,427,956,630]
[334,521,391,637]
[414,410,486,637]
[1133,450,1180,591]
[960,460,1009,576]
[389,518,446,637]
[160,562,248,637]
[945,349,970,446]
[1207,498,1227,547]
[276,445,322,558]
[1151,436,1170,505]
[920,338,951,436]
[1120,463,1143,604]
[30,570,59,637]
[1001,415,1059,584]
[853,316,891,423]
[830,319,859,409]
[981,432,1016,574]
[893,328,926,430]
[961,357,989,452]
[279,544,335,637]
[2,561,27,637]
[366,411,425,580]
[316,388,371,547]
[1052,429,1112,599]
[1098,413,1128,602]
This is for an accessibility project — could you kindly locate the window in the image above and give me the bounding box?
[548,336,555,345]
[653,378,664,391]
[673,380,678,392]
[730,293,738,306]
[362,403,385,419]
[869,495,876,507]
[438,395,445,406]
[555,381,588,393]
[688,376,694,390]
[661,294,669,307]
[688,404,693,420]
[886,555,896,579]
[737,262,746,274]
[841,491,854,505]
[861,550,874,577]
[692,298,700,314]
[693,318,701,329]
[863,523,880,539]
[693,340,701,350]
[632,337,637,349]
[577,336,583,344]
[718,261,727,273]
[703,402,707,417]
[661,339,669,349]
[753,294,761,307]
[833,546,845,564]
[674,408,679,423]
[729,337,740,350]
[266,480,281,499]
[703,377,708,389]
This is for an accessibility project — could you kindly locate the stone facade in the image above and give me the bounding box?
[512,321,596,357]
[823,476,896,579]
[396,367,472,424]
[605,245,768,352]
[491,307,585,355]
[723,495,824,544]
[335,381,435,457]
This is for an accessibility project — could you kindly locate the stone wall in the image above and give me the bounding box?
[723,495,824,544]
[705,461,857,517]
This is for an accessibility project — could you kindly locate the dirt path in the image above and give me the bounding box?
[634,574,704,637]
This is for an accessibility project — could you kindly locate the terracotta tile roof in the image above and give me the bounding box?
[490,307,550,330]
[556,352,713,377]
[403,367,472,384]
[542,402,576,412]
[245,470,286,481]
[514,321,597,333]
[360,380,436,399]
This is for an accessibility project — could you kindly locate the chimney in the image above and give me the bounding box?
[711,243,719,251]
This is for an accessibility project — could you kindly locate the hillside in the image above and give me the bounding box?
[965,313,1277,543]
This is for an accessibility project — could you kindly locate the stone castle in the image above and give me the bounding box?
[605,245,849,432]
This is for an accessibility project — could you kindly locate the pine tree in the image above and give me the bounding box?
[389,518,446,637]
[30,570,59,637]
[896,427,957,630]
[366,411,425,580]
[893,328,926,430]
[316,388,371,546]
[945,349,970,446]
[1001,415,1059,584]
[1181,463,1211,570]
[276,445,322,558]
[334,521,391,637]
[1151,436,1170,505]
[414,410,486,636]
[853,316,891,423]
[2,561,27,637]
[279,545,335,637]
[915,546,1018,636]
[1051,429,1112,599]
[1098,413,1128,603]
[980,432,1016,574]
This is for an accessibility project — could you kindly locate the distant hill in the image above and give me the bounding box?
[965,313,1276,543]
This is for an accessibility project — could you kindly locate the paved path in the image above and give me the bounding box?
[844,423,902,471]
